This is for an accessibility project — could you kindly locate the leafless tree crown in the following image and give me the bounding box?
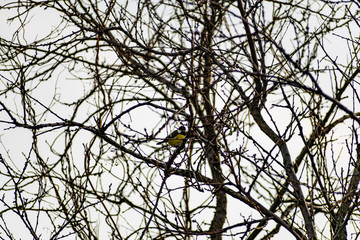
[0,0,360,239]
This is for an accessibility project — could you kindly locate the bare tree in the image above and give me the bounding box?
[0,0,360,239]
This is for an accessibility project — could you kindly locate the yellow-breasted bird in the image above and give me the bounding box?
[157,126,186,147]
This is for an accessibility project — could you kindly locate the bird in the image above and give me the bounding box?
[157,126,186,147]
